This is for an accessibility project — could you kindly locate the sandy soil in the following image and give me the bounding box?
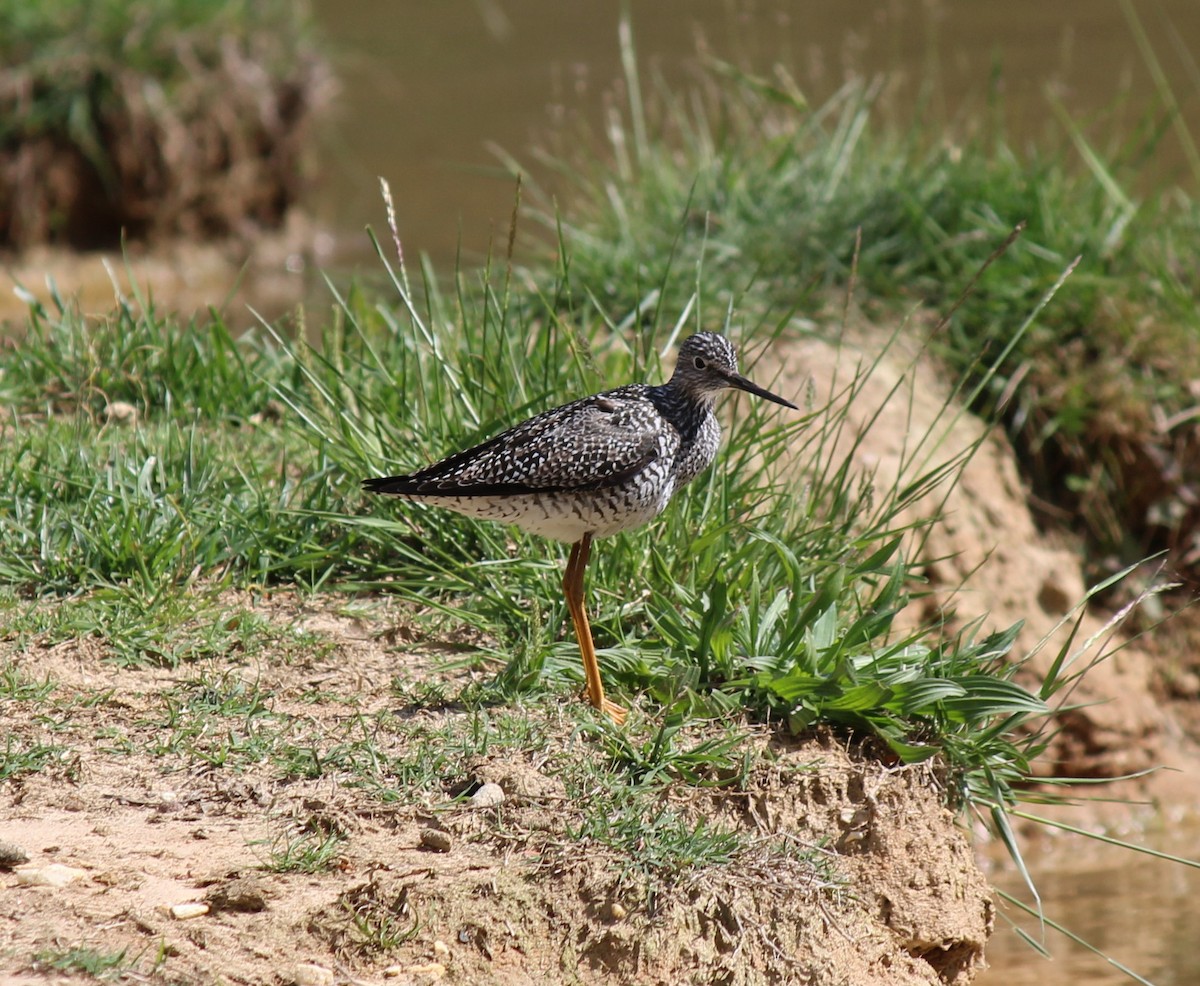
[1,593,990,986]
[3,328,1198,984]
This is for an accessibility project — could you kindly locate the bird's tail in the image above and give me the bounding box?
[361,475,420,495]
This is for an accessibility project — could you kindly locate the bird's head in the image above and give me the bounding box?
[670,332,797,409]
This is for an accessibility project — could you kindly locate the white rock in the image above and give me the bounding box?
[14,863,87,887]
[292,963,335,986]
[169,902,209,920]
[104,400,138,424]
[469,782,505,807]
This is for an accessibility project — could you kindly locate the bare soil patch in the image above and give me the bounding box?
[1,592,991,985]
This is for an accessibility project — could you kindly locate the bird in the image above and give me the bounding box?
[363,331,797,724]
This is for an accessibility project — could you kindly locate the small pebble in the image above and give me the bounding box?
[420,828,452,852]
[404,962,446,980]
[432,939,450,957]
[1171,670,1200,699]
[154,789,182,811]
[837,829,868,851]
[169,902,209,920]
[292,963,335,986]
[608,901,628,921]
[469,782,505,808]
[15,863,86,888]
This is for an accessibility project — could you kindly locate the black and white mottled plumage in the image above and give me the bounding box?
[363,332,796,543]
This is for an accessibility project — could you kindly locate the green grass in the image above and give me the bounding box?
[0,587,331,669]
[0,0,311,80]
[256,826,347,874]
[512,33,1200,591]
[0,735,72,782]
[0,654,54,702]
[31,945,149,981]
[0,301,339,594]
[341,886,421,953]
[1,22,1196,980]
[1,295,287,421]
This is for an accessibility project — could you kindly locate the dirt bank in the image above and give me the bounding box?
[2,593,990,985]
[767,326,1200,824]
[2,325,1196,985]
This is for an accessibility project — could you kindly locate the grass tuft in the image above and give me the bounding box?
[516,43,1200,591]
[255,826,347,874]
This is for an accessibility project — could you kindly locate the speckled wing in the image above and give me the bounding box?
[363,388,665,497]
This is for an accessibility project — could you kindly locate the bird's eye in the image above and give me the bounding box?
[693,356,707,370]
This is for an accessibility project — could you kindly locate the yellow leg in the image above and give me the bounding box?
[563,533,627,725]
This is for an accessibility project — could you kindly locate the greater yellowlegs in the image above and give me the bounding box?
[363,332,797,723]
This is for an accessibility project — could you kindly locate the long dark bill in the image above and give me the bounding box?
[728,372,798,410]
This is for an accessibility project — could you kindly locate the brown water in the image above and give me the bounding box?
[6,0,1196,325]
[309,0,1200,268]
[978,821,1200,985]
[303,4,1200,982]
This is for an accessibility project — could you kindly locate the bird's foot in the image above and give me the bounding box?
[579,687,628,725]
[598,697,628,726]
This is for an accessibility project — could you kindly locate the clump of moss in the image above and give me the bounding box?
[0,0,333,249]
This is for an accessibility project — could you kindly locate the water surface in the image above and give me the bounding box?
[980,822,1200,985]
[309,0,1200,268]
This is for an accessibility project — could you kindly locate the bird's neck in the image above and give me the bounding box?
[649,384,717,439]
